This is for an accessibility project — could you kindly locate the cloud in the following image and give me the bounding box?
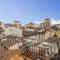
[51,19,60,25]
[35,20,43,25]
[35,21,40,24]
[35,18,60,25]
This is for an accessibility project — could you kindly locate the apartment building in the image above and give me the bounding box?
[3,27,22,37]
[12,21,21,28]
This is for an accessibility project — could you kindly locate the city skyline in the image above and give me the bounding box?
[0,0,60,25]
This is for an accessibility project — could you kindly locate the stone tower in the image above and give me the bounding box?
[44,18,51,31]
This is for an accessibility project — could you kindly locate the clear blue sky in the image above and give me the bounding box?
[0,0,60,24]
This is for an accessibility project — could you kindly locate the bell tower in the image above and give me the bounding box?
[44,18,51,31]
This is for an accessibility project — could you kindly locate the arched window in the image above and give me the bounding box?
[54,34,57,37]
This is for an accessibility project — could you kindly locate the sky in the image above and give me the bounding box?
[0,0,60,25]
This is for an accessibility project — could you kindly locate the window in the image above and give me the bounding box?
[58,33,59,34]
[54,34,57,37]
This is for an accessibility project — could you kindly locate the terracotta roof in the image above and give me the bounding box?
[1,38,22,49]
[5,35,21,39]
[22,30,45,37]
[52,26,60,30]
[45,37,60,43]
[5,24,11,25]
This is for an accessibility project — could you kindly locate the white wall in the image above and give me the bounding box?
[9,42,23,50]
[4,27,22,37]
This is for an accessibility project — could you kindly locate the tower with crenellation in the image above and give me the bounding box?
[44,18,51,31]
